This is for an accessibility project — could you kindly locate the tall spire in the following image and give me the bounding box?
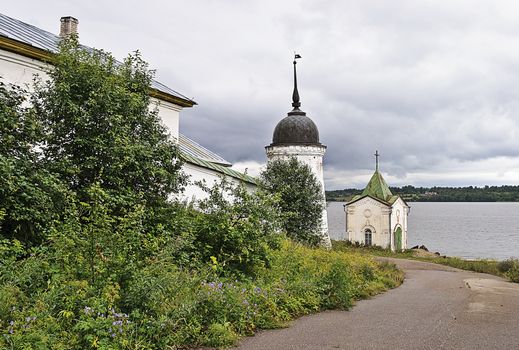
[374,150,380,172]
[292,53,301,109]
[289,53,305,116]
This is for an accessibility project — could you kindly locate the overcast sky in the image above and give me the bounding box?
[5,1,519,189]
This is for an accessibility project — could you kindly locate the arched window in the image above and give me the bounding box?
[364,229,372,246]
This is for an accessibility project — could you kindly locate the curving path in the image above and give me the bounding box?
[235,258,519,350]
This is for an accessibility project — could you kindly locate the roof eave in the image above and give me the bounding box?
[0,35,196,108]
[149,88,196,108]
[0,35,53,62]
[347,194,391,206]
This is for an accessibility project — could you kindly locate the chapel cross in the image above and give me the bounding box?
[374,150,380,171]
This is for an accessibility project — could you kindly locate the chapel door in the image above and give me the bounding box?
[394,227,402,251]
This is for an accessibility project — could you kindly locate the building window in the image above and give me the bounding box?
[365,229,372,246]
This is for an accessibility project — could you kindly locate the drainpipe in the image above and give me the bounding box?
[389,209,392,251]
[343,203,348,241]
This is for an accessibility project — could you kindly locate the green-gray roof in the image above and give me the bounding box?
[362,170,393,202]
[348,170,401,206]
[180,153,257,185]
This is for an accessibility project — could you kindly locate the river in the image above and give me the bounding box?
[327,202,519,260]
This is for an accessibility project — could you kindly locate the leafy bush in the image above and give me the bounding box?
[0,236,403,349]
[191,179,282,275]
[498,259,519,283]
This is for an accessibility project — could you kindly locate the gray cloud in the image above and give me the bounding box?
[5,0,519,189]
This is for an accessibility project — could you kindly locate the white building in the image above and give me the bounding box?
[344,152,410,251]
[265,57,331,247]
[0,13,256,200]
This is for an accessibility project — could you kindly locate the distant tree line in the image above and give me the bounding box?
[325,185,519,202]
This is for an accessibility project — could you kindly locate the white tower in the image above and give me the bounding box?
[265,55,331,247]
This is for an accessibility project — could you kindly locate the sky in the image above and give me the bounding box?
[4,1,519,189]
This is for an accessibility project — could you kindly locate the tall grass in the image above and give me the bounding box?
[0,240,403,349]
[332,240,519,284]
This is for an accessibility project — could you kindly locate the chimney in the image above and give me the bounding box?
[59,16,78,38]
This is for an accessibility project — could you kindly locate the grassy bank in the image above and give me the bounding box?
[332,240,519,283]
[0,240,403,349]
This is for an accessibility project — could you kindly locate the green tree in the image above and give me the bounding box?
[0,81,69,245]
[32,38,186,208]
[261,157,325,246]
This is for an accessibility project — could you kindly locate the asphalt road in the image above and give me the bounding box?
[235,259,519,350]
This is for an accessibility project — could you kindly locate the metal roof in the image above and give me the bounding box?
[347,170,405,206]
[181,153,257,185]
[0,12,195,105]
[178,133,231,167]
[361,170,393,202]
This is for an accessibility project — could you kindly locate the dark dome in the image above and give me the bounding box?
[271,112,321,146]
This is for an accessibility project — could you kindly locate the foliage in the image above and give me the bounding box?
[498,259,519,283]
[333,240,519,284]
[261,157,325,246]
[326,185,519,202]
[0,81,70,246]
[190,179,283,275]
[0,237,403,349]
[32,37,186,208]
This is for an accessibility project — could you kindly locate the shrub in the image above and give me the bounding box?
[498,259,519,283]
[191,179,282,275]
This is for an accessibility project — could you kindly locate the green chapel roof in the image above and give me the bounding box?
[361,170,393,202]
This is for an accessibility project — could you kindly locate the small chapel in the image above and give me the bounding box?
[345,152,410,251]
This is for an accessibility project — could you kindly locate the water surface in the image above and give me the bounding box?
[327,201,519,260]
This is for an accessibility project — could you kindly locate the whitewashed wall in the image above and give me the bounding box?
[0,49,48,89]
[181,162,256,203]
[346,197,391,247]
[389,197,409,250]
[346,196,409,251]
[152,98,181,140]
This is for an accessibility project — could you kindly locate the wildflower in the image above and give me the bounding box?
[254,287,262,294]
[8,328,13,334]
[217,282,223,289]
[111,333,116,338]
[9,320,14,326]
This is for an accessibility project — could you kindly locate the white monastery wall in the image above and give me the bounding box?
[0,49,49,89]
[0,49,182,140]
[181,162,255,202]
[151,98,181,140]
